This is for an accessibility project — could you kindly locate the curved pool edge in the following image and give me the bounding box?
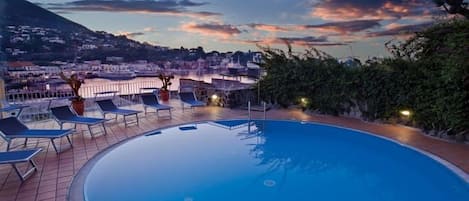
[68,119,210,201]
[303,120,469,183]
[68,118,469,201]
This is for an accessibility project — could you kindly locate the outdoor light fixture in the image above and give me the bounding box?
[300,97,308,109]
[400,110,411,117]
[301,97,307,104]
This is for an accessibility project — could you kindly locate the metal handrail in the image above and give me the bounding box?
[263,101,266,120]
[247,101,267,134]
[248,101,251,121]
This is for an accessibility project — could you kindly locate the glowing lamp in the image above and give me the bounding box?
[211,94,219,100]
[400,110,411,117]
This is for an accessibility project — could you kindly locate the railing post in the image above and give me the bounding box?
[248,101,251,133]
[248,101,251,121]
[263,101,266,120]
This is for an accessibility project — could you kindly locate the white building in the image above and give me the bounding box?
[80,44,98,50]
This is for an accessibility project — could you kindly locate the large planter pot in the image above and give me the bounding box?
[72,99,85,116]
[160,90,170,102]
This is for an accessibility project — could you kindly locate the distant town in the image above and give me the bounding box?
[0,24,267,92]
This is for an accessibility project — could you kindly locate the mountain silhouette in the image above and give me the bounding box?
[0,0,91,33]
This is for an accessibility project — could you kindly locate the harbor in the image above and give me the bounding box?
[2,63,261,123]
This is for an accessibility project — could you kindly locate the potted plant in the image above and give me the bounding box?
[59,72,85,115]
[158,73,174,101]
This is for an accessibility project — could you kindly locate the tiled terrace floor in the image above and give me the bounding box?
[1,100,469,201]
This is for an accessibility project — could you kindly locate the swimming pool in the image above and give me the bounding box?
[77,120,469,201]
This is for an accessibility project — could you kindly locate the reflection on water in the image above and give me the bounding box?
[83,72,255,90]
[235,121,469,201]
[239,120,332,189]
[51,72,256,97]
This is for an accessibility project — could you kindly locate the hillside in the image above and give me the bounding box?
[0,0,254,63]
[0,0,162,62]
[0,0,91,33]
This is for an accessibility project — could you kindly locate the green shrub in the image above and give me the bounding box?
[257,19,469,136]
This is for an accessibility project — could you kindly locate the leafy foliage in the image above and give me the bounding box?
[258,19,469,136]
[59,71,84,101]
[158,73,174,91]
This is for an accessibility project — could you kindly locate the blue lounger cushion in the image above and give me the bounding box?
[65,116,107,124]
[0,149,41,181]
[183,100,205,107]
[0,149,41,164]
[179,92,205,107]
[107,108,140,115]
[0,104,27,112]
[50,106,107,124]
[141,94,172,110]
[146,104,172,110]
[0,117,73,138]
[50,106,108,138]
[0,117,74,153]
[7,130,73,138]
[96,99,141,115]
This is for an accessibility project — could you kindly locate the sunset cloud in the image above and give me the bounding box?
[303,20,381,34]
[247,23,289,32]
[33,0,445,58]
[180,22,242,38]
[241,36,347,47]
[366,21,434,37]
[48,0,221,19]
[310,0,439,21]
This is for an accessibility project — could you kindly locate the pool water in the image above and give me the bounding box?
[84,120,469,201]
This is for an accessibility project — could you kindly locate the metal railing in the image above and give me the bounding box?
[247,101,267,134]
[247,101,267,121]
[3,81,161,122]
[6,80,160,103]
[7,90,74,103]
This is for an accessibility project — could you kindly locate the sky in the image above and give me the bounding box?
[33,0,448,59]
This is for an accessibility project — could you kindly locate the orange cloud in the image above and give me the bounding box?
[235,36,347,47]
[366,21,433,38]
[48,0,222,20]
[310,0,439,21]
[247,23,289,32]
[302,20,381,35]
[180,22,242,39]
